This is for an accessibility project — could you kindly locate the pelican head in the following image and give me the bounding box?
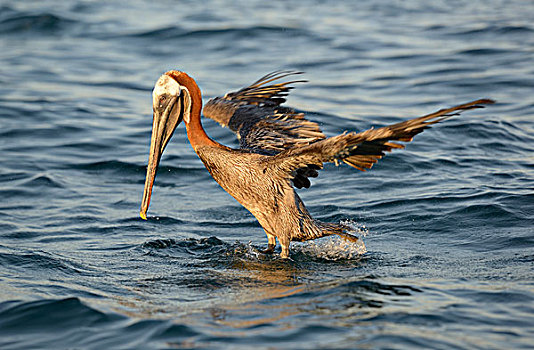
[140,73,192,220]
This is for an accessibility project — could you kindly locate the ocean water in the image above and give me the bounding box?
[1,0,533,349]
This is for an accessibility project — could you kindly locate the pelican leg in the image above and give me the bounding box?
[279,237,290,259]
[260,233,277,254]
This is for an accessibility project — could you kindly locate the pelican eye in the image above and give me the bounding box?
[158,95,167,108]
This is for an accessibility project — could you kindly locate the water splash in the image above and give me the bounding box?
[230,240,263,261]
[295,221,368,261]
[228,221,369,261]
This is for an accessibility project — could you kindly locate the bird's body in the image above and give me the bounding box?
[140,70,494,258]
[195,144,340,257]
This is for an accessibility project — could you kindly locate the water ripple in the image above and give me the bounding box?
[1,0,533,349]
[0,10,76,35]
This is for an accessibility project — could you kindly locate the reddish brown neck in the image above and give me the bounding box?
[166,70,218,150]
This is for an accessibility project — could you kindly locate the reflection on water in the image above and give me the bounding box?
[115,236,368,321]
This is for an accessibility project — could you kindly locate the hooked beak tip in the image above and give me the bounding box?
[140,210,147,220]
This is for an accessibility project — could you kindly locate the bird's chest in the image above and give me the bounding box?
[196,147,287,213]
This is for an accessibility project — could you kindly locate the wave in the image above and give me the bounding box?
[124,25,305,40]
[63,159,206,176]
[451,24,534,36]
[0,247,92,276]
[0,298,125,349]
[0,7,77,35]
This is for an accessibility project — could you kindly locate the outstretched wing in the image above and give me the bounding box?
[203,71,325,155]
[264,99,495,186]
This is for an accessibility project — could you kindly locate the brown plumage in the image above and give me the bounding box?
[140,70,494,258]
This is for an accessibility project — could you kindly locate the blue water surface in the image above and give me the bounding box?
[1,0,533,349]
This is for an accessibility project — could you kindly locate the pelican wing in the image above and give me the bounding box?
[265,99,495,187]
[203,71,326,154]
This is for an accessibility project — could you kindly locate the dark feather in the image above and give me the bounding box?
[266,99,495,179]
[204,71,494,188]
[203,71,324,154]
[203,71,326,188]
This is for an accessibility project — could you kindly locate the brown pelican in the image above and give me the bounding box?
[140,70,494,258]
